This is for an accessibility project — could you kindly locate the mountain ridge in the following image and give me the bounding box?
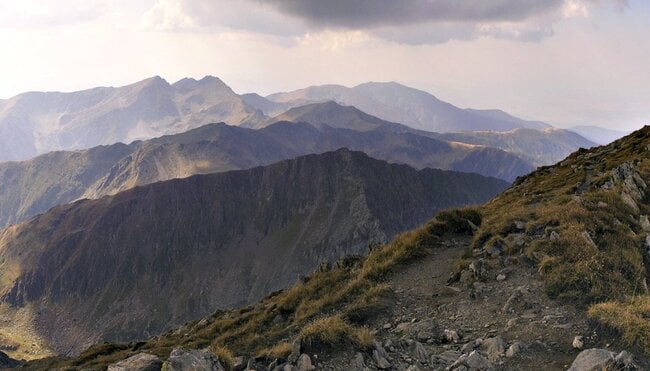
[0,149,508,356]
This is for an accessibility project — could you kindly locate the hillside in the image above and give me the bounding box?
[435,128,597,166]
[265,82,551,133]
[32,126,648,370]
[0,149,508,357]
[0,76,265,162]
[0,120,532,229]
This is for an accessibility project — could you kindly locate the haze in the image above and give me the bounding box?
[0,0,647,130]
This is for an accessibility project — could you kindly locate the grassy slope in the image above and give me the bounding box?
[24,127,650,369]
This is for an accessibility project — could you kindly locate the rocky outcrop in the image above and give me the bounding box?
[165,348,225,371]
[108,353,162,371]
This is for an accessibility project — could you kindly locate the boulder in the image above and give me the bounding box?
[413,341,429,363]
[480,336,505,361]
[469,259,490,282]
[640,216,650,232]
[373,341,391,370]
[165,348,225,371]
[502,287,526,313]
[350,352,368,371]
[572,336,584,350]
[108,353,162,371]
[505,341,526,358]
[444,329,461,343]
[288,339,301,363]
[296,354,315,371]
[568,348,615,371]
[450,350,494,370]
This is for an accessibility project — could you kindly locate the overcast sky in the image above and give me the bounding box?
[0,0,647,130]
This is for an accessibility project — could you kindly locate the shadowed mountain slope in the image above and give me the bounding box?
[0,149,508,355]
[0,119,533,229]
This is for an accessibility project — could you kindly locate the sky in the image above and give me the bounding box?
[0,0,647,130]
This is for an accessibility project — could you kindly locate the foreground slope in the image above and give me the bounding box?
[0,149,507,356]
[34,127,648,370]
[0,119,532,228]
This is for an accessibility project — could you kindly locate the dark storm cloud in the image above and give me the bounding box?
[252,0,565,29]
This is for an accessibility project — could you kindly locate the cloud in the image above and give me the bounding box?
[253,0,564,28]
[0,0,107,29]
[140,0,198,30]
[139,0,628,44]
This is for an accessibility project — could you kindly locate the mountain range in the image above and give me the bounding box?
[265,82,551,132]
[0,75,595,168]
[0,76,264,162]
[0,101,538,229]
[0,149,508,355]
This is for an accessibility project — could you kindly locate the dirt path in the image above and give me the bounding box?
[320,235,649,370]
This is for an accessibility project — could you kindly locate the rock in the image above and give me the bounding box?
[549,231,560,240]
[621,191,639,212]
[434,350,461,364]
[232,356,246,370]
[108,353,163,371]
[568,348,615,371]
[406,365,422,371]
[496,274,506,282]
[460,341,476,354]
[581,231,597,248]
[451,350,494,370]
[572,336,584,350]
[373,341,391,369]
[480,336,505,361]
[382,323,392,330]
[614,350,637,369]
[514,220,526,230]
[350,352,367,371]
[469,259,490,282]
[444,329,461,343]
[485,241,503,258]
[165,348,225,371]
[503,318,518,331]
[505,341,526,358]
[413,341,429,363]
[296,354,315,371]
[502,287,526,313]
[373,350,391,370]
[641,216,650,232]
[282,364,296,371]
[288,339,301,363]
[466,351,494,370]
[597,201,609,208]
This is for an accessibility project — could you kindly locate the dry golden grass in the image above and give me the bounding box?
[209,343,235,371]
[256,341,293,360]
[588,296,650,353]
[299,315,374,350]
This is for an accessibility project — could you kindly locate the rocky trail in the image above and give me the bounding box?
[309,237,649,370]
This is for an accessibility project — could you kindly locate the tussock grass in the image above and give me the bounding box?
[209,343,235,371]
[298,316,374,350]
[588,296,650,353]
[256,341,293,360]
